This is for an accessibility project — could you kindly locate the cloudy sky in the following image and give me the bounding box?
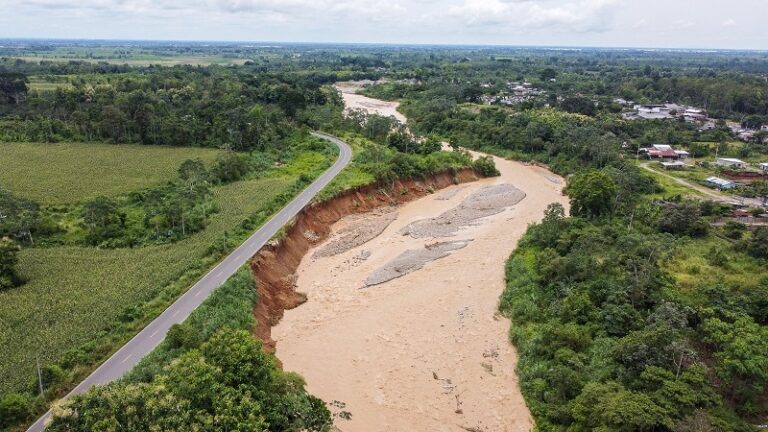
[0,0,765,49]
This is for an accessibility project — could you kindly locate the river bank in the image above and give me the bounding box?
[267,83,569,431]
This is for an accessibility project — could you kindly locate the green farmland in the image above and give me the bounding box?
[0,175,297,395]
[0,142,221,205]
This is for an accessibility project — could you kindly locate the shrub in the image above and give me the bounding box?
[0,393,32,427]
[166,323,202,350]
[0,237,21,290]
[723,221,747,240]
[473,155,500,177]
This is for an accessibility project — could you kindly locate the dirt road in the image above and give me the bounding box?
[640,162,762,206]
[272,85,568,431]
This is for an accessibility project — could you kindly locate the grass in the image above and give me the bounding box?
[0,142,221,205]
[665,235,764,295]
[0,175,294,396]
[315,134,376,201]
[633,161,706,199]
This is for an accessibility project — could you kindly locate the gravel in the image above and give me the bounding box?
[364,240,471,287]
[313,208,398,258]
[400,184,525,239]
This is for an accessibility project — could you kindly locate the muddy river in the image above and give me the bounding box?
[272,82,568,431]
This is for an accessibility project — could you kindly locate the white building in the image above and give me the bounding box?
[716,158,747,169]
[760,163,768,173]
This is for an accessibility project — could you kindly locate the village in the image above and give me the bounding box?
[637,142,768,226]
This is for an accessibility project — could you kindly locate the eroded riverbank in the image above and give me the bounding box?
[267,84,569,431]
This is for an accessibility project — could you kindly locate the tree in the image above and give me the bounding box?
[571,381,672,431]
[0,72,28,104]
[566,169,617,218]
[702,316,768,409]
[656,201,708,237]
[166,323,202,350]
[211,152,249,183]
[81,197,126,245]
[386,130,417,153]
[746,227,768,259]
[0,188,40,244]
[47,328,331,432]
[178,158,208,191]
[0,237,20,290]
[540,68,558,81]
[560,96,596,116]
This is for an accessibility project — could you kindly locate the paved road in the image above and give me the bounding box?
[26,132,352,432]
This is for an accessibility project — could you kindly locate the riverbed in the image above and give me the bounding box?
[272,83,568,431]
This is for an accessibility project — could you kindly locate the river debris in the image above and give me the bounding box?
[364,240,471,287]
[314,208,398,258]
[401,184,525,238]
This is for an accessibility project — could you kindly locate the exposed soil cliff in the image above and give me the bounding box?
[250,168,479,350]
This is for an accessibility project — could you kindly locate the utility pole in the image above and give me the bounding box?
[36,353,44,396]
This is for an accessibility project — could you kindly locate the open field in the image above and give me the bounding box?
[9,54,250,67]
[667,236,765,294]
[0,142,221,204]
[0,175,295,395]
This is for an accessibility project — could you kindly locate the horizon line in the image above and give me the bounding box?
[0,37,766,53]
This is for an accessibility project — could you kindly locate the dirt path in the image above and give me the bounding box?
[272,87,568,431]
[639,162,762,207]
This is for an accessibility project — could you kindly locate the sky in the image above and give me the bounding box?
[0,0,766,50]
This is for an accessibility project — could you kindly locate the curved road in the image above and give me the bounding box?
[26,131,352,432]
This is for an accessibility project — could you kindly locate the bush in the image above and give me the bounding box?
[0,393,33,427]
[166,323,202,350]
[723,221,747,240]
[746,227,768,259]
[657,201,708,237]
[0,237,20,290]
[40,364,66,389]
[473,155,500,177]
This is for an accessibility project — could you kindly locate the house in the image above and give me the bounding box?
[674,150,690,160]
[639,144,681,160]
[716,158,747,169]
[760,163,768,173]
[699,121,717,132]
[704,177,737,190]
[738,130,755,142]
[661,161,687,170]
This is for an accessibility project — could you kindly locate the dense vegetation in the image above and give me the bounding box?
[44,269,331,432]
[354,46,768,430]
[503,195,767,431]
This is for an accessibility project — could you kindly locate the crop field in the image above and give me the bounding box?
[0,176,295,395]
[0,142,221,204]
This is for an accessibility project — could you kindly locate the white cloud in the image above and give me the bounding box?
[670,19,694,30]
[4,0,767,49]
[446,0,620,32]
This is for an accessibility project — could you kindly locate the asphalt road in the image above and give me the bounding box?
[26,131,352,432]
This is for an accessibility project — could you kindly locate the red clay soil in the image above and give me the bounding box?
[250,168,479,351]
